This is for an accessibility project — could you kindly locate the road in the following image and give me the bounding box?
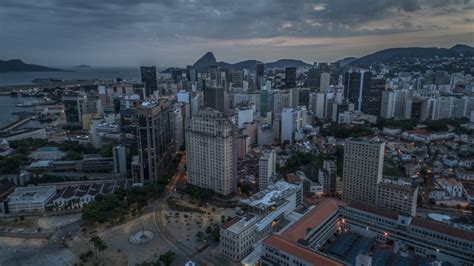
[153,154,192,256]
[152,154,232,265]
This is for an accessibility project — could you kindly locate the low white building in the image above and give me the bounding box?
[437,178,463,198]
[7,186,56,213]
[220,181,302,261]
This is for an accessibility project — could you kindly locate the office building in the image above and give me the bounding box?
[244,196,474,266]
[140,66,158,97]
[113,145,127,178]
[376,178,418,216]
[258,149,276,191]
[343,140,385,205]
[170,104,186,151]
[6,186,56,213]
[285,67,297,88]
[63,94,85,128]
[185,109,235,196]
[320,72,331,90]
[229,69,243,88]
[135,101,174,183]
[305,68,320,89]
[344,70,372,112]
[204,86,229,114]
[281,106,307,143]
[380,89,412,119]
[310,92,326,119]
[221,181,302,261]
[318,160,337,195]
[256,63,265,90]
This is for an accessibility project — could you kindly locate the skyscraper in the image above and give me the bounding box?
[344,70,372,112]
[285,67,297,88]
[113,145,127,178]
[258,149,276,191]
[135,101,174,183]
[185,109,236,196]
[342,140,384,205]
[140,66,158,97]
[63,94,85,128]
[256,63,265,90]
[204,86,229,114]
[319,72,330,90]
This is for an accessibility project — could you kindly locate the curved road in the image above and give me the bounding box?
[152,155,230,265]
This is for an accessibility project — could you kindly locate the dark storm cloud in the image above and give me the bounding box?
[0,0,472,65]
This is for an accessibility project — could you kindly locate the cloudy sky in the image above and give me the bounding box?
[1,0,473,67]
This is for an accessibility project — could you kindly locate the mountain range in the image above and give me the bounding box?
[162,52,313,73]
[163,43,473,73]
[0,59,65,73]
[2,44,472,73]
[349,44,474,67]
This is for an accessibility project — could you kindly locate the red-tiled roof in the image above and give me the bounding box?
[280,199,345,243]
[264,235,342,266]
[411,217,474,241]
[347,201,399,220]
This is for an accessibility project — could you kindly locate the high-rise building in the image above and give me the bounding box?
[256,63,265,90]
[258,149,276,191]
[185,109,235,196]
[135,101,174,183]
[380,89,412,119]
[170,104,186,151]
[319,72,330,90]
[281,106,307,143]
[170,68,182,82]
[140,66,158,97]
[204,86,229,114]
[113,145,127,178]
[344,70,372,112]
[209,65,220,86]
[343,140,384,205]
[318,160,337,195]
[63,94,86,128]
[305,68,320,89]
[229,69,243,88]
[376,178,418,216]
[310,92,326,119]
[285,67,297,88]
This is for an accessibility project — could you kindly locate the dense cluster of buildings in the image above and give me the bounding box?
[1,49,473,265]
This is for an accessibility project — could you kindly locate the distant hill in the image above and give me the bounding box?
[193,51,218,72]
[0,59,65,73]
[73,64,91,68]
[265,59,312,69]
[190,52,311,72]
[350,44,473,67]
[336,57,357,67]
[450,44,474,56]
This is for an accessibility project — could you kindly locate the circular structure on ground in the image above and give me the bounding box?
[129,230,154,245]
[428,213,451,222]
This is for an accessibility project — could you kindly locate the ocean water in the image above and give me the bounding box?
[0,96,44,128]
[0,66,170,128]
[0,66,168,86]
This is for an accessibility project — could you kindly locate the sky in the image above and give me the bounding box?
[0,0,473,67]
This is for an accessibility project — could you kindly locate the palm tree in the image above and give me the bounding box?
[89,235,107,263]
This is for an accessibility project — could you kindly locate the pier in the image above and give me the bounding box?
[0,116,31,133]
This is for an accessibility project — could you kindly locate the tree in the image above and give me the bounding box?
[159,251,175,266]
[89,235,107,262]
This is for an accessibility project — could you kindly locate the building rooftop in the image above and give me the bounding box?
[8,186,56,202]
[264,235,343,266]
[280,198,345,243]
[35,146,60,152]
[348,201,474,241]
[241,181,300,209]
